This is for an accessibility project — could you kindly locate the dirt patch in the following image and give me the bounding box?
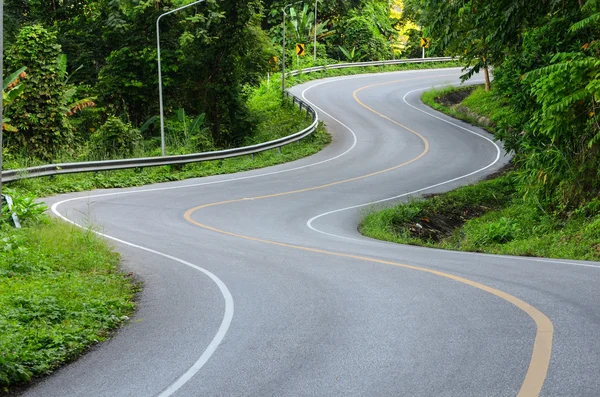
[394,163,515,243]
[399,204,491,242]
[433,85,495,128]
[435,86,476,107]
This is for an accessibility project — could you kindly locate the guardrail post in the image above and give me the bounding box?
[2,195,21,229]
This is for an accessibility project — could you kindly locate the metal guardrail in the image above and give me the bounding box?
[1,57,454,182]
[2,96,317,183]
[288,57,453,77]
[1,194,21,228]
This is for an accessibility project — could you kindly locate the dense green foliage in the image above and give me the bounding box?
[90,117,142,158]
[0,211,136,389]
[2,0,416,163]
[406,0,600,214]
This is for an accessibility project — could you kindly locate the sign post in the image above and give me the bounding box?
[420,38,430,59]
[281,1,303,101]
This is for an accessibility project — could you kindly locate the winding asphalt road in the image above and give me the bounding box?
[25,68,600,396]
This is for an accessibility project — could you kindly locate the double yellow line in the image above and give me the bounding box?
[184,75,553,396]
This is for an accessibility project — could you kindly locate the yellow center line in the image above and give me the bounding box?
[184,75,553,396]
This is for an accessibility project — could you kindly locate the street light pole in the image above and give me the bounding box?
[281,6,286,100]
[1,0,4,218]
[313,0,318,62]
[157,0,206,157]
[281,1,303,100]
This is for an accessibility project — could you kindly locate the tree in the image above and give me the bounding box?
[406,0,566,90]
[286,4,331,44]
[176,0,276,146]
[516,1,600,209]
[5,25,73,159]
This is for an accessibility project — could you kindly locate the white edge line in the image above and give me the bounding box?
[306,79,498,235]
[50,200,234,397]
[305,81,600,270]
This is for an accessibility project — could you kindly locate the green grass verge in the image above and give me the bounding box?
[0,218,136,390]
[421,84,522,134]
[360,86,600,261]
[360,172,600,261]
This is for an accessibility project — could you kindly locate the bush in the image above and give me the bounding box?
[89,117,142,159]
[480,217,521,244]
[340,16,390,61]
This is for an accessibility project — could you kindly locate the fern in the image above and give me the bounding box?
[570,12,600,32]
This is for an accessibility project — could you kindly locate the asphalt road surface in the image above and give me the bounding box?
[26,68,600,397]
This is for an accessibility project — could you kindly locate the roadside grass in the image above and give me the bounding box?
[360,172,600,261]
[0,217,136,390]
[360,86,600,261]
[360,175,518,248]
[421,84,521,134]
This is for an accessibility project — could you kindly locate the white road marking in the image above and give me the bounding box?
[51,199,234,397]
[304,81,600,270]
[306,80,497,234]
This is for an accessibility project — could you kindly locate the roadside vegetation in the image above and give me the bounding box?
[360,0,600,261]
[360,84,600,261]
[403,0,600,213]
[9,86,330,197]
[0,201,136,391]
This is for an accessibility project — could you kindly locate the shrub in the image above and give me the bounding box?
[341,16,390,61]
[481,217,521,244]
[89,117,142,159]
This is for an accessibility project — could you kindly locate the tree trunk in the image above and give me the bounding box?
[483,66,491,92]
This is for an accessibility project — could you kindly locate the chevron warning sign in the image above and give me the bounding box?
[296,44,305,56]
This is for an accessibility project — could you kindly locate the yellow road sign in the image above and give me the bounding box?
[269,56,279,71]
[420,38,431,48]
[296,44,305,56]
